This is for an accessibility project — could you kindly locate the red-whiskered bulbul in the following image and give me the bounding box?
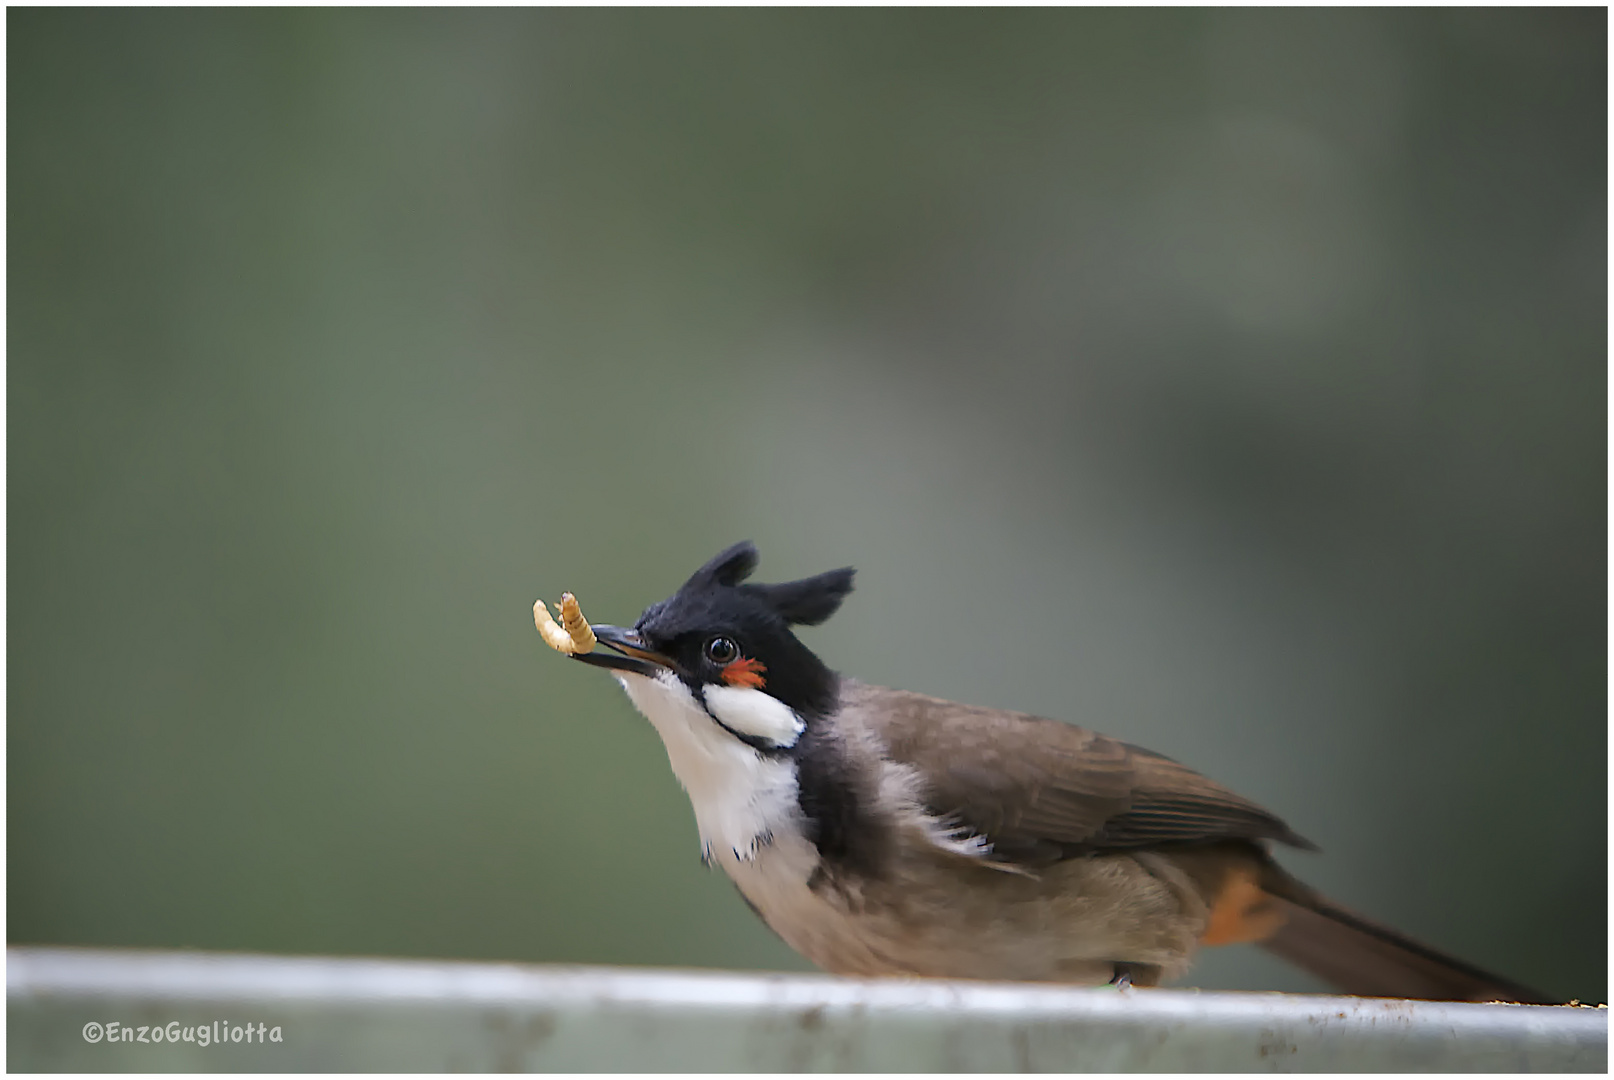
[562,541,1549,1002]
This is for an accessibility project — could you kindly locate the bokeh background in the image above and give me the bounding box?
[9,9,1605,1004]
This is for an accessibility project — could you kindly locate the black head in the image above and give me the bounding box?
[575,542,854,718]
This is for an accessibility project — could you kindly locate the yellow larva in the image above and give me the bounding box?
[533,593,596,654]
[558,592,597,652]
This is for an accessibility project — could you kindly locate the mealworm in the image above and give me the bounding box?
[533,593,596,654]
[558,592,597,652]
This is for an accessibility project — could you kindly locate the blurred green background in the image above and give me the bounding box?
[9,9,1605,1004]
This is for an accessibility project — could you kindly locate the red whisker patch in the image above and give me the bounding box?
[721,657,767,689]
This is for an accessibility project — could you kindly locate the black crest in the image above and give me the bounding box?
[680,541,856,628]
[684,541,760,588]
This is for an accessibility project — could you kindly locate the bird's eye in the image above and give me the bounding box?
[704,636,739,665]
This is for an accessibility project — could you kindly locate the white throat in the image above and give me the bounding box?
[613,671,805,863]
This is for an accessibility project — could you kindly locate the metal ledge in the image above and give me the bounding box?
[7,946,1605,1072]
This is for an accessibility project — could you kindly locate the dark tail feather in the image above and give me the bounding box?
[1257,870,1553,1004]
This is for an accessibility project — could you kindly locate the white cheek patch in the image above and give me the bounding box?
[700,684,806,749]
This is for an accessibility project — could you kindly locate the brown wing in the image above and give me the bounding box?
[845,682,1314,865]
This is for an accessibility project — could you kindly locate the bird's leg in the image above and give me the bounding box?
[1108,962,1160,989]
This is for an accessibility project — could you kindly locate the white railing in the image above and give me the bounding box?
[8,946,1605,1071]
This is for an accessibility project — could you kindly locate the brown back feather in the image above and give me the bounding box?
[846,682,1313,865]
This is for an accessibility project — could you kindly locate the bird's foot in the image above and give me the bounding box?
[1108,963,1138,990]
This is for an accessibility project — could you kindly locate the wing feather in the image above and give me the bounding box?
[847,682,1313,866]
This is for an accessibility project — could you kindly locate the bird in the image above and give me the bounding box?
[560,541,1549,1002]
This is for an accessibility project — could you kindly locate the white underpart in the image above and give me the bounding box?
[613,670,837,961]
[612,670,1029,977]
[614,671,806,864]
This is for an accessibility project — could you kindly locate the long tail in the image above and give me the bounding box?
[1257,865,1553,1004]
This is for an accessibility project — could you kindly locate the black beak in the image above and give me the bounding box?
[572,624,675,677]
